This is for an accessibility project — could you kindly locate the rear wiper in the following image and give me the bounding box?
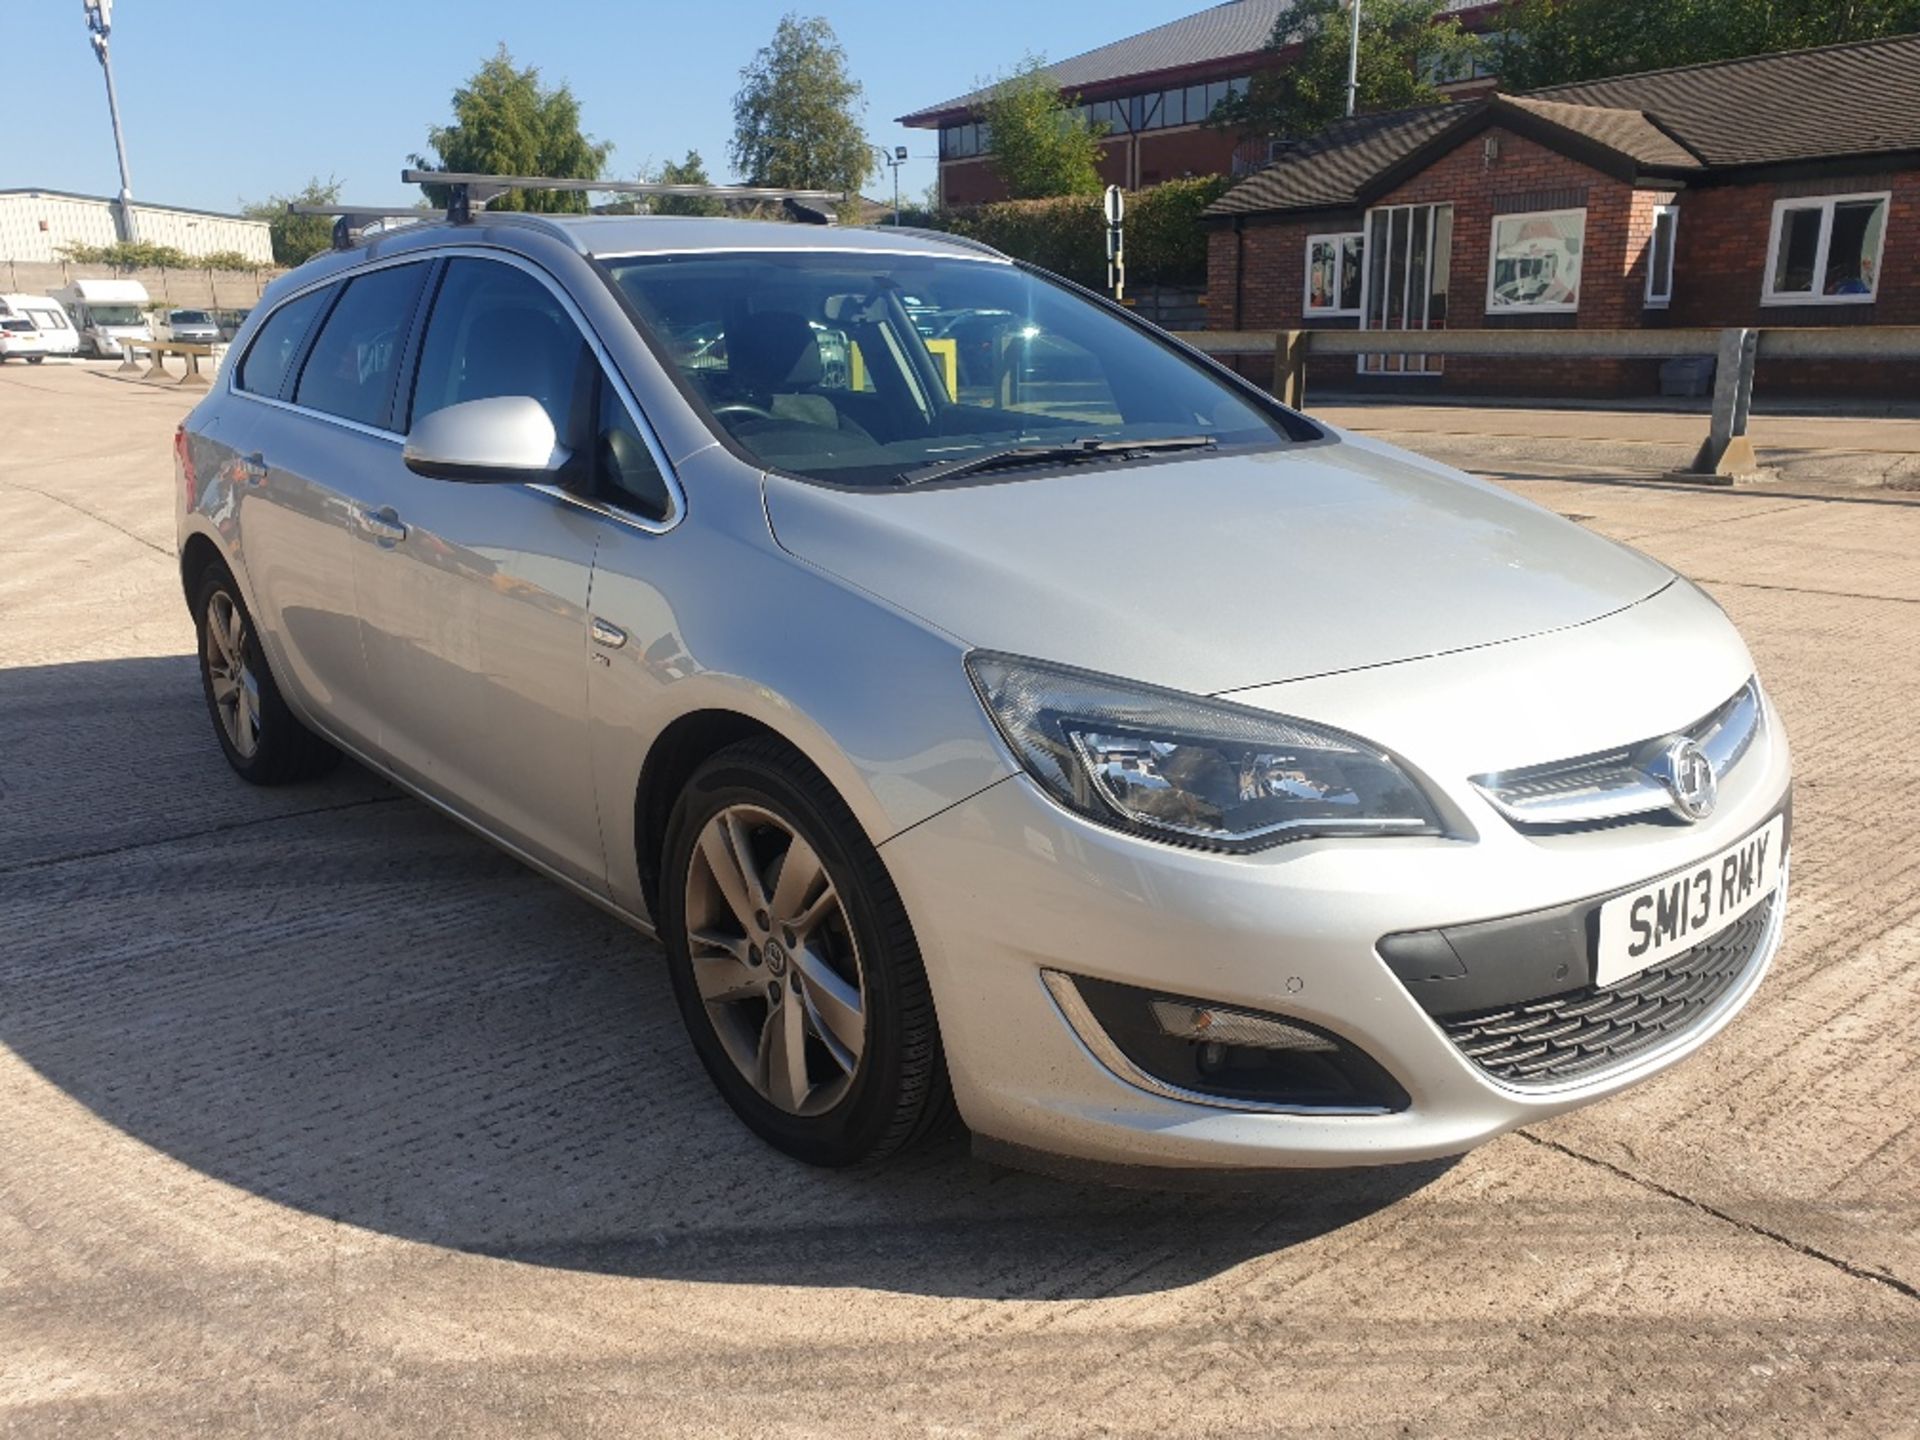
[895,434,1218,487]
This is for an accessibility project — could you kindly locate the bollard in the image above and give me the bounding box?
[1669,328,1768,484]
[1274,329,1309,410]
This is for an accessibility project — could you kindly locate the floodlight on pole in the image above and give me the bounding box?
[871,144,909,225]
[1346,0,1363,118]
[82,0,137,242]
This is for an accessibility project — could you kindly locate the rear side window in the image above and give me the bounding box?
[237,288,329,398]
[293,263,429,429]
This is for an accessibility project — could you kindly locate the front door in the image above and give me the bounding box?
[349,255,609,893]
[1357,202,1454,376]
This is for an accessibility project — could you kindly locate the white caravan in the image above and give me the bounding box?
[50,278,154,357]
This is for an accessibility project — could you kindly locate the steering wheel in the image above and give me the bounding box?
[711,402,777,424]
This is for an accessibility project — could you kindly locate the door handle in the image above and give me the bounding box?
[359,506,408,543]
[590,617,628,650]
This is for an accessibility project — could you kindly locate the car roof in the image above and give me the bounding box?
[517,214,1007,262]
[331,212,1007,265]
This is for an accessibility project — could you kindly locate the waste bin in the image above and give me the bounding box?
[1660,356,1716,398]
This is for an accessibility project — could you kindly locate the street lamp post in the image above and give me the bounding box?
[871,145,909,225]
[82,0,137,243]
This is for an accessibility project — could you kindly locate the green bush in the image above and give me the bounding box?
[55,241,262,273]
[927,175,1229,290]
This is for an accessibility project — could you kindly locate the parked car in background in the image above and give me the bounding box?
[51,278,153,358]
[0,315,49,363]
[162,309,223,344]
[0,294,81,356]
[174,212,1792,1174]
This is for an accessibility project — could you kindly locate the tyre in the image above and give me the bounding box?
[660,738,952,1166]
[26,356,43,365]
[193,564,340,784]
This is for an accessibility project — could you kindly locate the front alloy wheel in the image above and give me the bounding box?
[685,804,867,1116]
[660,739,951,1166]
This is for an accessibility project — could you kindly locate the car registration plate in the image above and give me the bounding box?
[1595,814,1785,988]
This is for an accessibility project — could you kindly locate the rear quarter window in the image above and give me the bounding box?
[237,287,331,399]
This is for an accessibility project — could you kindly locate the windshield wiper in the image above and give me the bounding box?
[895,434,1218,487]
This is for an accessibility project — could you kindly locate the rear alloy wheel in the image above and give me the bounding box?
[661,740,951,1165]
[193,566,340,785]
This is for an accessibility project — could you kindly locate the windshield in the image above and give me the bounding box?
[88,305,146,327]
[172,310,212,324]
[606,251,1300,487]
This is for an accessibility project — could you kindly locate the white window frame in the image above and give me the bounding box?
[1644,203,1678,310]
[1760,191,1891,307]
[1485,206,1586,315]
[1303,231,1364,317]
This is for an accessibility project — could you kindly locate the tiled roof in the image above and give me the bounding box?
[1529,32,1920,167]
[1498,96,1702,171]
[899,0,1293,125]
[1207,33,1920,219]
[1204,105,1462,216]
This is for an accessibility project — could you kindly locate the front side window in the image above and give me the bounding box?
[293,263,428,429]
[1487,208,1585,313]
[30,308,72,332]
[236,286,330,398]
[413,257,671,521]
[410,259,590,434]
[607,251,1300,489]
[1764,192,1888,305]
[1645,204,1678,308]
[1305,233,1365,316]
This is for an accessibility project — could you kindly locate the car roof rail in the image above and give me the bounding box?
[396,170,849,226]
[288,204,436,252]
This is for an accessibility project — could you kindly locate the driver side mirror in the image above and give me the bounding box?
[403,395,571,484]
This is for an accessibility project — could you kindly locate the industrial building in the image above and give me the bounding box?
[0,189,273,265]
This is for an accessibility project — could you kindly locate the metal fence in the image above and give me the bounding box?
[1172,326,1920,480]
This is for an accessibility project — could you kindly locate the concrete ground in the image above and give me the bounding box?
[2,363,1917,1437]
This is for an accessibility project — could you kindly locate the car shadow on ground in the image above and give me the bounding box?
[0,656,1453,1300]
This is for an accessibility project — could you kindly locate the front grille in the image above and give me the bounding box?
[1436,896,1775,1087]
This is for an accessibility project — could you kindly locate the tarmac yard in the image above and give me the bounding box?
[2,363,1917,1437]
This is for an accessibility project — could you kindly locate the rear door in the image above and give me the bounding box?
[226,278,379,751]
[347,254,613,892]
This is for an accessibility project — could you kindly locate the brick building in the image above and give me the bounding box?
[1205,35,1920,396]
[899,0,1499,207]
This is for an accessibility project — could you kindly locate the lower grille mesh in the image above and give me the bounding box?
[1437,896,1775,1086]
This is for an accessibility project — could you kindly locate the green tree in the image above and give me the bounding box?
[650,149,726,217]
[980,56,1109,199]
[1211,0,1486,141]
[240,176,343,267]
[730,14,873,212]
[411,45,612,213]
[1498,0,1920,90]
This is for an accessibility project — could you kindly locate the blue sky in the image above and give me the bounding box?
[13,0,1200,215]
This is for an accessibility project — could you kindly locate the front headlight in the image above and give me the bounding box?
[967,653,1441,851]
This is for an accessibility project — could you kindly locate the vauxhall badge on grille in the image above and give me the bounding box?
[1657,738,1718,822]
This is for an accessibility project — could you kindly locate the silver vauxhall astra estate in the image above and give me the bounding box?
[174,208,1791,1171]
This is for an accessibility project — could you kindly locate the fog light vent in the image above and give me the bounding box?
[1051,972,1410,1113]
[1148,999,1338,1053]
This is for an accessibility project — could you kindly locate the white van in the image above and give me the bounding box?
[49,278,154,358]
[0,294,81,357]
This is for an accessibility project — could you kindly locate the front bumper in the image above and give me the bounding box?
[882,648,1793,1171]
